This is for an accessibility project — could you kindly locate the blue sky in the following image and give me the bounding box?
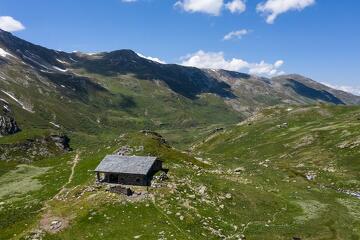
[0,0,359,94]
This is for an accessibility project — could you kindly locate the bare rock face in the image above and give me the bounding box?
[0,100,21,136]
[0,115,20,136]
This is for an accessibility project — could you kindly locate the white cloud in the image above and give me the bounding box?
[175,0,246,15]
[175,0,224,16]
[122,0,137,2]
[274,60,284,68]
[225,0,246,14]
[321,83,360,96]
[0,16,25,32]
[180,50,284,76]
[223,29,249,40]
[257,0,315,24]
[248,60,284,75]
[136,52,166,64]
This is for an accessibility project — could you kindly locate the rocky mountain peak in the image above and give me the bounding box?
[106,49,140,59]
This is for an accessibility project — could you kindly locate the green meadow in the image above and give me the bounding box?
[0,105,359,239]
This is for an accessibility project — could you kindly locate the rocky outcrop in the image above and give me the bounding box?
[0,114,20,136]
[0,134,71,162]
[140,130,169,146]
[0,100,20,136]
[48,135,71,151]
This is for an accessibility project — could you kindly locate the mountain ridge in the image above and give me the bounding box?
[1,28,358,102]
[0,29,359,136]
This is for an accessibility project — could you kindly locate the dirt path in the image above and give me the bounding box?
[39,152,80,233]
[49,152,80,201]
[62,152,80,190]
[21,152,82,239]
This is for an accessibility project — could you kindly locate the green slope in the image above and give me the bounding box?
[193,104,360,239]
[0,105,359,240]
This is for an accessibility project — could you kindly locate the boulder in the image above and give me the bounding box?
[234,167,245,173]
[225,193,232,199]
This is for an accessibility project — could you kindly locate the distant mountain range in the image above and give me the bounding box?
[0,28,359,134]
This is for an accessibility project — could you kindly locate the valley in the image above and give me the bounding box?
[0,29,359,240]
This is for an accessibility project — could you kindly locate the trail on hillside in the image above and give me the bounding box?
[53,151,80,200]
[21,152,81,239]
[63,152,80,188]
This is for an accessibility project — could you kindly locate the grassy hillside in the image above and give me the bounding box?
[0,105,359,239]
[194,104,360,239]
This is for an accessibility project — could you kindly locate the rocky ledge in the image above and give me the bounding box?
[0,135,71,162]
[0,100,21,136]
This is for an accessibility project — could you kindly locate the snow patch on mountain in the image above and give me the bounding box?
[53,66,68,72]
[0,47,15,58]
[56,58,68,64]
[0,98,9,104]
[1,90,34,113]
[49,121,61,128]
[40,69,54,74]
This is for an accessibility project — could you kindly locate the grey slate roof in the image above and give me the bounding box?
[94,155,157,175]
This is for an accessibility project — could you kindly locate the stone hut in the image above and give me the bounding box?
[94,155,162,186]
